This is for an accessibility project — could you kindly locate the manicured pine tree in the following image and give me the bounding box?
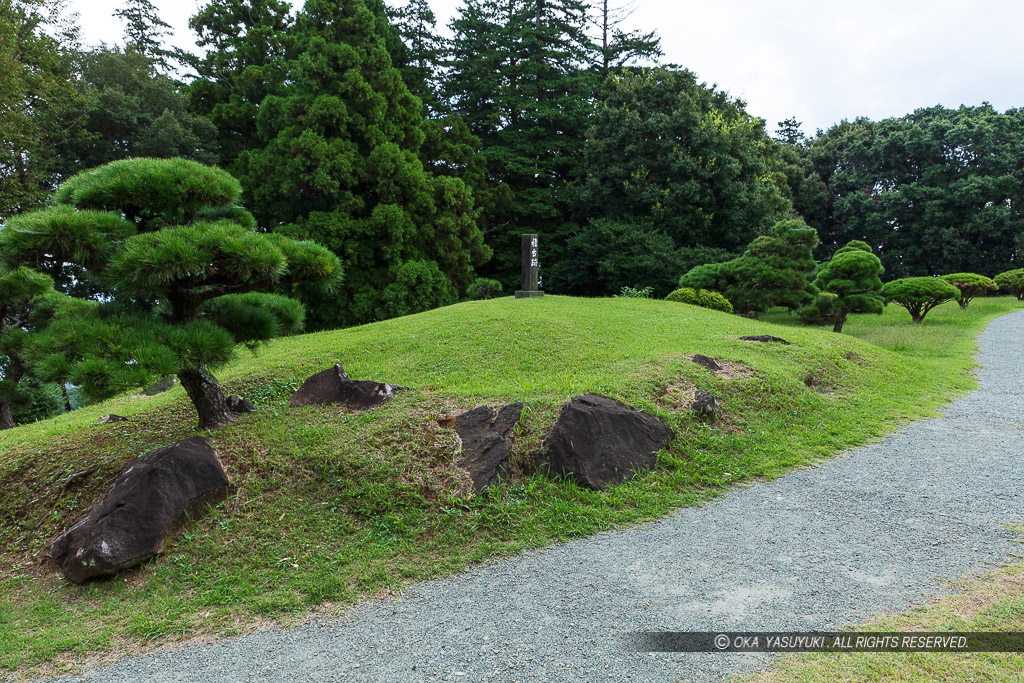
[680,219,819,318]
[994,269,1024,301]
[246,0,488,328]
[940,272,996,309]
[881,277,961,323]
[800,240,884,333]
[1,158,342,429]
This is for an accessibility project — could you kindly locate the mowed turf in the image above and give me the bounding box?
[1,295,1019,678]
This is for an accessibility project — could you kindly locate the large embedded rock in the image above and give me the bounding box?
[454,403,525,490]
[143,376,175,396]
[691,389,718,416]
[691,354,722,372]
[738,334,790,344]
[289,364,405,410]
[49,437,228,584]
[539,394,673,490]
[226,394,255,413]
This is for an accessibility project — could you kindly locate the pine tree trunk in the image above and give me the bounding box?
[959,299,968,309]
[0,400,14,430]
[833,313,847,333]
[0,359,24,430]
[60,382,72,413]
[177,367,234,430]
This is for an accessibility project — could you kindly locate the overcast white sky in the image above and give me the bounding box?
[66,0,1024,136]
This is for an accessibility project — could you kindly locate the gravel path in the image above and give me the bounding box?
[57,311,1024,683]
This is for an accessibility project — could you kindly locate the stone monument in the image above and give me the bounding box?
[515,233,543,298]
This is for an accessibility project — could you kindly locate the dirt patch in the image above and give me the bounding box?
[802,364,841,395]
[656,376,698,412]
[689,355,756,380]
[944,564,1024,621]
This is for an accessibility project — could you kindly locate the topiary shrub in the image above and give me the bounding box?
[798,292,839,326]
[881,277,961,323]
[466,277,503,300]
[994,269,1024,301]
[800,240,884,332]
[3,157,342,430]
[678,219,818,318]
[940,272,997,309]
[665,287,734,313]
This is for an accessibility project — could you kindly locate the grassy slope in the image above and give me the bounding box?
[1,295,1019,677]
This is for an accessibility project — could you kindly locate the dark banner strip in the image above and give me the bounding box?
[628,632,1024,653]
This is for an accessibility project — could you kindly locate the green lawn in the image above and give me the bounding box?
[1,295,1019,679]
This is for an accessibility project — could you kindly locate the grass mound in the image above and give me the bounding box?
[1,295,1019,678]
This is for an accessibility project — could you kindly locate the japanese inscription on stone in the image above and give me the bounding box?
[516,234,543,298]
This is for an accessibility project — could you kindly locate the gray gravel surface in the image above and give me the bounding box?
[54,310,1024,683]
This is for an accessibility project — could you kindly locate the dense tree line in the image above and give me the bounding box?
[782,105,1024,278]
[1,0,1023,426]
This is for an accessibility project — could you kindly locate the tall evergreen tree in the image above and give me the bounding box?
[247,0,488,328]
[187,0,295,174]
[114,0,179,70]
[0,0,88,220]
[385,0,443,113]
[68,47,218,171]
[577,68,790,266]
[446,0,595,290]
[591,0,661,77]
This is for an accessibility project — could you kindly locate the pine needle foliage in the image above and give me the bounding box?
[799,240,884,333]
[679,219,819,318]
[940,272,997,309]
[881,277,961,324]
[994,269,1024,301]
[1,157,342,429]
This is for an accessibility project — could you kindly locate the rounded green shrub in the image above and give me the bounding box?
[881,277,961,323]
[940,272,996,309]
[994,269,1024,301]
[665,287,734,313]
[466,277,503,300]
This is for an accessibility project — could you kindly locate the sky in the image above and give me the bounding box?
[65,0,1024,137]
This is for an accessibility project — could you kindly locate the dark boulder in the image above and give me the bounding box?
[289,364,405,410]
[738,334,791,344]
[226,395,255,413]
[143,376,176,396]
[97,414,129,424]
[691,389,718,416]
[49,436,228,584]
[539,394,673,490]
[454,403,525,491]
[691,354,722,372]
